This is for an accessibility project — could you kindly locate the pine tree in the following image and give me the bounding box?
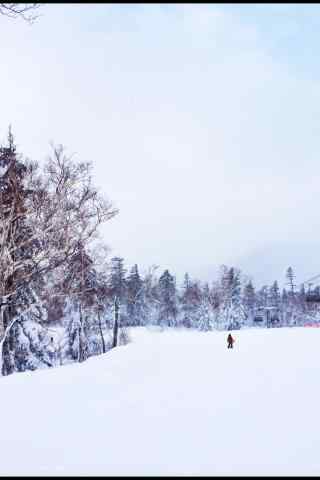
[270,281,280,308]
[180,273,200,328]
[0,128,46,374]
[218,266,244,330]
[198,282,213,331]
[63,244,97,362]
[108,256,127,326]
[281,288,289,326]
[242,280,256,326]
[126,264,147,326]
[266,280,281,327]
[158,269,177,327]
[108,257,127,301]
[141,265,160,326]
[299,284,307,314]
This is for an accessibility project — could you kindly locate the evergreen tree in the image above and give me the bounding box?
[218,266,244,329]
[257,285,269,309]
[108,257,127,300]
[63,244,98,362]
[108,257,127,325]
[295,283,307,323]
[198,283,213,331]
[0,128,46,374]
[242,280,256,326]
[281,288,289,326]
[126,264,147,326]
[158,269,177,327]
[270,281,280,308]
[180,273,201,328]
[141,265,161,326]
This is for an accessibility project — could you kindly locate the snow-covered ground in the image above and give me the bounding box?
[1,326,320,475]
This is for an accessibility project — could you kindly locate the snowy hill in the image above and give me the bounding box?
[1,326,320,475]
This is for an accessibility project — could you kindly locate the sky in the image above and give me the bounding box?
[1,3,320,288]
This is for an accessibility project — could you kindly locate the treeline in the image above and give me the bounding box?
[44,259,318,369]
[0,132,318,377]
[50,258,313,337]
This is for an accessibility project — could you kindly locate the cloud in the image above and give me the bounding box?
[0,5,319,286]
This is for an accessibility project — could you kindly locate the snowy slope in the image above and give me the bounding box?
[1,326,320,475]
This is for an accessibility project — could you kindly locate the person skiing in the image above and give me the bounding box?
[227,333,234,349]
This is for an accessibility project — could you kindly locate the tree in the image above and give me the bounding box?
[141,265,160,326]
[218,266,245,330]
[198,282,213,331]
[91,266,112,354]
[112,297,120,348]
[180,273,200,328]
[126,264,147,326]
[158,269,177,327]
[63,243,98,362]
[0,3,41,22]
[281,288,289,326]
[270,281,280,308]
[10,318,53,372]
[0,128,46,374]
[242,280,256,326]
[108,257,127,301]
[0,135,118,374]
[108,257,128,346]
[298,283,307,316]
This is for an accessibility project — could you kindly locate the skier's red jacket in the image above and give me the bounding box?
[227,334,234,344]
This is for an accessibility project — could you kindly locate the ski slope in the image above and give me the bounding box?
[1,326,320,476]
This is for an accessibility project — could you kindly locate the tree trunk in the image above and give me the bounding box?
[1,306,15,376]
[98,310,106,353]
[78,302,86,363]
[112,297,119,348]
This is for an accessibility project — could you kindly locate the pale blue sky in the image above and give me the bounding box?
[1,4,320,288]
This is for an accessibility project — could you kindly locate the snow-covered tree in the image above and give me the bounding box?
[217,266,245,330]
[141,265,161,326]
[0,133,118,374]
[242,280,256,326]
[270,281,280,308]
[0,3,41,22]
[126,264,148,326]
[62,244,98,362]
[198,283,213,331]
[157,269,178,327]
[179,273,201,328]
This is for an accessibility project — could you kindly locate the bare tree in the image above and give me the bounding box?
[0,3,41,23]
[0,137,118,373]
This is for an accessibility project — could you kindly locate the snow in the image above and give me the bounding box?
[1,326,320,475]
[0,164,8,177]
